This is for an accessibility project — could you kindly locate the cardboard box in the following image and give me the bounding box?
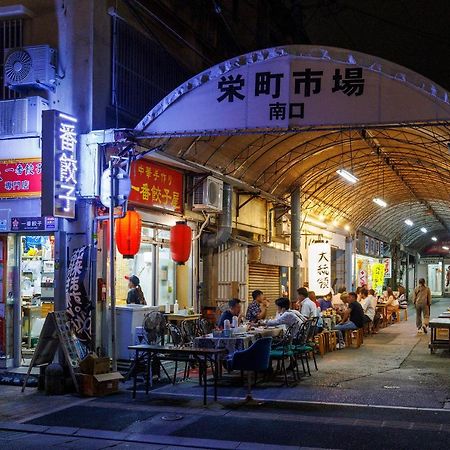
[79,354,110,375]
[77,372,123,397]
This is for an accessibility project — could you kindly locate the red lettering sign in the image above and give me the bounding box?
[0,159,42,198]
[129,160,183,213]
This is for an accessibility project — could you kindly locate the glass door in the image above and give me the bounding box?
[157,246,176,307]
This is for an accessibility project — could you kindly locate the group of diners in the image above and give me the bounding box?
[218,284,407,351]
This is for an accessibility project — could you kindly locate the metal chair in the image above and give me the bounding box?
[166,323,192,383]
[269,323,298,385]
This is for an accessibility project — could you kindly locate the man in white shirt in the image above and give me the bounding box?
[296,287,319,318]
[360,288,375,322]
[266,297,306,331]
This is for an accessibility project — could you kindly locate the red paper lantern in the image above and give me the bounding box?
[115,210,142,258]
[170,221,192,265]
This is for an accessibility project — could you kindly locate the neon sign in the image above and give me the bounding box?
[42,110,78,219]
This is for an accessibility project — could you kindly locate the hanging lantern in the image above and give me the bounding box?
[115,210,142,258]
[170,221,192,265]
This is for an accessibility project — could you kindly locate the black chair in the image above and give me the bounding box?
[305,317,319,371]
[269,323,298,385]
[225,337,273,400]
[292,320,313,376]
[166,323,192,384]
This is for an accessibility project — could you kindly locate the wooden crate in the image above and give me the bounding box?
[77,372,123,397]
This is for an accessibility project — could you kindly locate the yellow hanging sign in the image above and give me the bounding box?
[372,263,385,290]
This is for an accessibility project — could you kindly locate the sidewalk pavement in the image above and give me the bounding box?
[0,298,449,449]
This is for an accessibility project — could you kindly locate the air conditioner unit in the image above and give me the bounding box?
[192,176,223,212]
[275,214,291,236]
[4,45,56,90]
[0,96,49,137]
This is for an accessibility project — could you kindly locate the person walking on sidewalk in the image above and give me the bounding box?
[413,278,431,334]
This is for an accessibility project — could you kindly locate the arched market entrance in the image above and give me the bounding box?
[133,45,450,250]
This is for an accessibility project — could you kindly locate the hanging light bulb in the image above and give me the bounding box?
[404,219,413,226]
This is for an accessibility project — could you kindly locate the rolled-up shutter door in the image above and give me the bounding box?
[248,264,280,318]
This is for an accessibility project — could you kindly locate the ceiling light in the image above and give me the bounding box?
[431,236,438,241]
[404,219,413,226]
[332,219,339,227]
[373,198,387,208]
[420,227,427,233]
[442,246,449,251]
[336,169,358,184]
[344,224,350,231]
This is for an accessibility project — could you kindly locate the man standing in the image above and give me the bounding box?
[246,290,269,322]
[333,292,364,349]
[413,278,431,334]
[296,287,318,318]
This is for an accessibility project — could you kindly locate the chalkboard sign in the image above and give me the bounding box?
[22,311,83,392]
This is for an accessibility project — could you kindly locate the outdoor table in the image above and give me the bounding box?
[438,312,450,318]
[164,313,202,324]
[247,326,284,338]
[428,318,450,354]
[376,304,389,327]
[128,344,226,405]
[194,334,255,354]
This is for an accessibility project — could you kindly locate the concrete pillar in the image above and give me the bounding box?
[441,257,445,297]
[405,253,409,300]
[290,186,301,302]
[345,236,354,292]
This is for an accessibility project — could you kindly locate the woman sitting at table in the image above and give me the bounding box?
[385,287,399,322]
[265,297,306,329]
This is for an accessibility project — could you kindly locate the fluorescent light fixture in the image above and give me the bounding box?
[442,246,449,251]
[431,236,438,241]
[420,227,427,233]
[373,197,387,208]
[336,169,358,184]
[404,219,413,226]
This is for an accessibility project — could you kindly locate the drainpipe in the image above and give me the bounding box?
[291,186,301,303]
[202,183,232,248]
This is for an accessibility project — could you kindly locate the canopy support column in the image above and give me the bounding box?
[291,186,301,302]
[345,236,354,292]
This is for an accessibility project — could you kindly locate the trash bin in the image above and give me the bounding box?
[45,363,65,395]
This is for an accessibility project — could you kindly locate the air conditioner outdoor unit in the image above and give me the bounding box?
[4,45,56,90]
[0,96,49,137]
[275,214,291,236]
[192,176,223,212]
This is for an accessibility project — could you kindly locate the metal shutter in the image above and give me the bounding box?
[248,264,280,319]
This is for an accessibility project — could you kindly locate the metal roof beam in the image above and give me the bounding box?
[359,129,449,232]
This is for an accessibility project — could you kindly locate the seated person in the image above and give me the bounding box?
[218,298,241,328]
[332,286,346,312]
[397,286,408,309]
[319,292,333,311]
[360,288,375,324]
[333,292,364,348]
[246,289,269,322]
[385,287,399,320]
[296,287,319,318]
[265,297,306,330]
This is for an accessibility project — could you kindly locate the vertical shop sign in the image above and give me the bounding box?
[0,159,42,198]
[380,241,384,257]
[42,110,78,219]
[129,159,183,212]
[384,257,392,278]
[308,242,331,295]
[66,246,91,345]
[364,236,369,254]
[372,263,385,292]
